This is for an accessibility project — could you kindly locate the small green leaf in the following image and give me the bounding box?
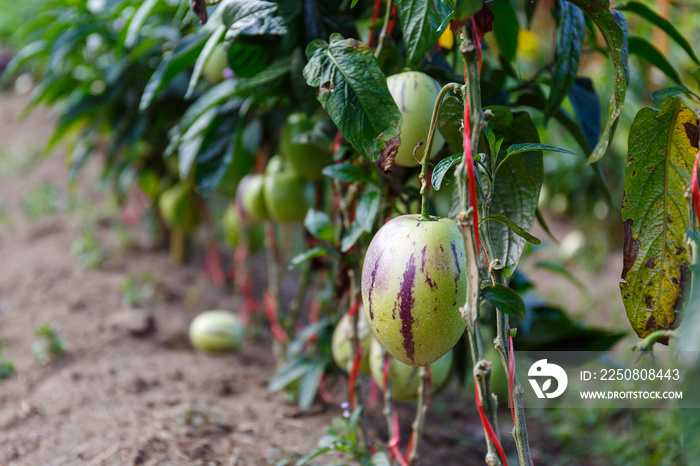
[124,0,158,48]
[321,163,371,182]
[289,247,328,269]
[619,1,700,65]
[535,260,592,299]
[304,210,335,243]
[0,40,47,86]
[628,36,682,85]
[480,214,541,245]
[431,153,461,191]
[651,86,694,106]
[304,34,402,162]
[437,95,464,154]
[496,143,578,172]
[481,284,526,320]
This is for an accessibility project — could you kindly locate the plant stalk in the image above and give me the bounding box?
[419,82,462,219]
[406,366,431,465]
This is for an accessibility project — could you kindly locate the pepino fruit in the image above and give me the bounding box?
[237,174,269,224]
[369,338,453,402]
[331,309,372,376]
[158,182,198,231]
[263,155,314,224]
[280,112,332,181]
[386,71,446,167]
[361,214,467,367]
[189,310,245,354]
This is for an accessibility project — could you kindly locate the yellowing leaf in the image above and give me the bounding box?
[620,97,698,339]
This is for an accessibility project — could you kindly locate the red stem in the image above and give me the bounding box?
[367,0,382,48]
[264,293,288,344]
[318,373,334,404]
[389,411,408,466]
[463,66,480,257]
[474,379,509,466]
[348,341,362,410]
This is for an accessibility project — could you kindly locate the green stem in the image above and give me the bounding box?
[374,0,392,58]
[491,265,532,466]
[419,82,462,220]
[284,263,312,333]
[169,228,187,264]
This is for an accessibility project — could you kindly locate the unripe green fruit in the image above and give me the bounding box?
[369,338,453,402]
[158,183,198,231]
[221,204,242,248]
[361,214,467,367]
[263,156,314,224]
[189,310,245,354]
[280,112,332,181]
[331,309,372,376]
[239,174,269,224]
[386,71,446,167]
[202,43,228,83]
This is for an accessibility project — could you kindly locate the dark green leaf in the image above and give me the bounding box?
[304,34,402,162]
[481,108,543,276]
[480,214,541,245]
[437,95,464,154]
[481,284,526,320]
[395,0,453,66]
[450,0,484,21]
[567,1,628,163]
[568,77,601,151]
[619,1,700,65]
[621,97,695,339]
[628,36,682,85]
[545,1,585,123]
[491,0,519,62]
[289,247,328,269]
[432,153,462,191]
[535,208,558,243]
[651,86,694,106]
[304,210,335,243]
[222,0,287,41]
[140,33,208,111]
[525,0,540,27]
[321,163,372,182]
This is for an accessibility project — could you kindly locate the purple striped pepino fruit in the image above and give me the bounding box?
[361,214,467,367]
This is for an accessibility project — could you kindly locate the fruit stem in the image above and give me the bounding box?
[169,228,188,264]
[419,82,461,220]
[406,366,432,465]
[284,262,312,332]
[374,0,393,58]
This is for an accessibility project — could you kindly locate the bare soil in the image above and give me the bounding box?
[0,91,594,466]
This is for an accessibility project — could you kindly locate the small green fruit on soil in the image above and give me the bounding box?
[331,309,372,376]
[280,112,332,181]
[369,338,453,402]
[263,155,314,223]
[189,310,245,354]
[386,71,446,167]
[238,174,269,224]
[158,183,198,231]
[361,214,467,367]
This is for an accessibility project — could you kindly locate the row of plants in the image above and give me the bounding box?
[3,0,700,463]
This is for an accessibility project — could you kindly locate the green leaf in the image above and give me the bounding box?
[304,210,335,243]
[496,143,578,172]
[124,0,159,48]
[140,33,209,111]
[534,260,592,299]
[481,284,526,320]
[437,95,464,154]
[185,24,226,99]
[304,34,402,162]
[545,1,585,123]
[481,107,543,277]
[321,163,372,182]
[449,0,484,21]
[567,1,628,163]
[651,86,694,106]
[491,0,519,62]
[395,0,453,66]
[620,97,696,339]
[289,247,328,269]
[432,153,462,191]
[0,40,47,86]
[356,190,381,233]
[480,214,541,245]
[568,77,601,151]
[268,358,315,391]
[298,362,324,410]
[618,1,700,65]
[222,0,287,40]
[628,36,682,85]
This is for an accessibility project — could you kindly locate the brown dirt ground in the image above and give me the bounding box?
[0,90,602,466]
